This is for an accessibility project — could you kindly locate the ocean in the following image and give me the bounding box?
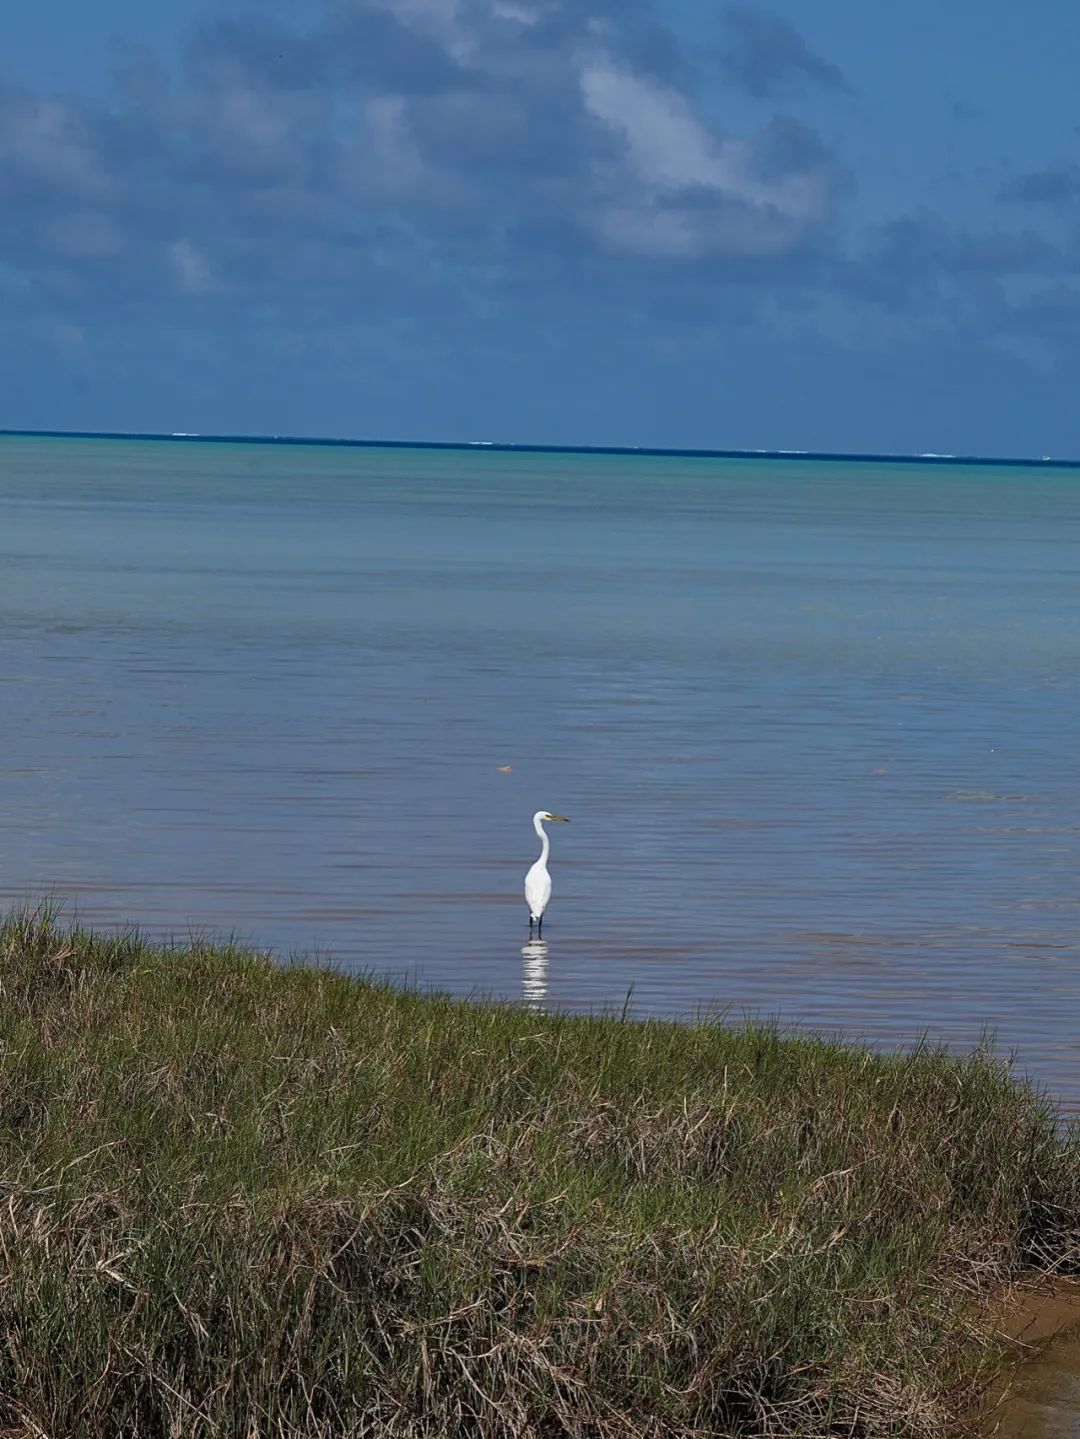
[2,434,1079,1105]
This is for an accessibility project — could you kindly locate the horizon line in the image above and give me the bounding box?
[2,426,1078,470]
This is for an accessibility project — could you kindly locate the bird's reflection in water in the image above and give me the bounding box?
[520,940,548,1010]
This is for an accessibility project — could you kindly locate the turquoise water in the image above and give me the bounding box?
[3,436,1080,1104]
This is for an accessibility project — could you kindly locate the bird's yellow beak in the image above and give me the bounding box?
[549,815,570,823]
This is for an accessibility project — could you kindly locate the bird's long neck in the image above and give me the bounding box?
[534,817,550,866]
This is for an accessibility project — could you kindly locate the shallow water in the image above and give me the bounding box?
[2,437,1080,1106]
[994,1332,1080,1437]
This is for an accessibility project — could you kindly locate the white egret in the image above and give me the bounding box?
[524,810,570,939]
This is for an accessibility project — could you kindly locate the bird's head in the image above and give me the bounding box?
[535,811,570,823]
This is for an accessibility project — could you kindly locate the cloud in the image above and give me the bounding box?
[0,86,115,199]
[166,239,215,294]
[47,320,89,357]
[579,62,837,256]
[719,7,852,100]
[41,210,125,259]
[5,0,1076,440]
[0,0,846,293]
[999,164,1080,207]
[184,17,328,92]
[949,97,982,123]
[828,211,1080,373]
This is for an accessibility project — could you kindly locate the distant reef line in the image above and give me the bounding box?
[2,427,1079,470]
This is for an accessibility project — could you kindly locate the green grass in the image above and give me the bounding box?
[0,907,1074,1437]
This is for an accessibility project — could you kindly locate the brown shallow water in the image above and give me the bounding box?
[981,1284,1080,1436]
[992,1336,1080,1437]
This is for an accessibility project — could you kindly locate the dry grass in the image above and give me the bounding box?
[0,906,1074,1437]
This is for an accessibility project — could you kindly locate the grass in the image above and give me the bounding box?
[0,908,1074,1437]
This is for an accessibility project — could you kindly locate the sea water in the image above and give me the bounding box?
[2,436,1079,1105]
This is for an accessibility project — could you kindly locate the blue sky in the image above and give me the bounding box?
[3,0,1079,454]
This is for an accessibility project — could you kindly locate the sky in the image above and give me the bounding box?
[2,0,1080,454]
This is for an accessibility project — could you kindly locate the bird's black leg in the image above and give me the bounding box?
[528,916,534,939]
[537,915,543,939]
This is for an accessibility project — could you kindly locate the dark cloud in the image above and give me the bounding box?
[753,115,843,182]
[999,164,1080,206]
[1006,280,1080,341]
[871,215,1067,279]
[185,17,329,91]
[949,97,982,123]
[319,7,467,93]
[839,211,1076,360]
[719,7,852,100]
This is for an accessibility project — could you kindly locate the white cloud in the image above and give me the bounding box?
[166,239,214,295]
[581,62,824,220]
[583,65,732,193]
[351,95,437,197]
[0,96,113,198]
[585,203,699,259]
[49,321,88,355]
[576,60,833,258]
[364,0,470,58]
[490,1,541,23]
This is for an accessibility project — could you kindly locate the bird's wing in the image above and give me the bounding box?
[524,863,552,917]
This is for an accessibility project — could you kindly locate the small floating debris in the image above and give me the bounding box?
[497,765,513,773]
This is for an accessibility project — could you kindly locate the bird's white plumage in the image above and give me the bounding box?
[524,858,552,921]
[523,810,568,927]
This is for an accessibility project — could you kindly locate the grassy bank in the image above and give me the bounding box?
[0,909,1075,1437]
